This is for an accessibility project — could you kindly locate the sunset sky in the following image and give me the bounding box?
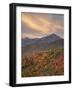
[21,12,64,39]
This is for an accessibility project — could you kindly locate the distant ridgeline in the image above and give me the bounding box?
[22,34,64,54]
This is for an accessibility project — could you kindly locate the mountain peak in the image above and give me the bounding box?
[47,34,61,38]
[41,33,61,40]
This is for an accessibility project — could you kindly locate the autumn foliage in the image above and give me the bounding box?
[22,48,64,77]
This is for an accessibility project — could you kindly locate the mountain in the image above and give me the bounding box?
[32,34,62,45]
[22,34,61,46]
[22,34,64,54]
[22,38,38,47]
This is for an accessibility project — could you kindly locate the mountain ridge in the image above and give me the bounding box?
[22,34,62,47]
[22,34,64,54]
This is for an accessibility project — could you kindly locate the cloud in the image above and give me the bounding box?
[21,13,64,39]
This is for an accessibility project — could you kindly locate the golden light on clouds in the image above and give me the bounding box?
[22,33,42,39]
[21,14,52,34]
[21,13,64,39]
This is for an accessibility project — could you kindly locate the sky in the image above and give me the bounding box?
[21,12,64,39]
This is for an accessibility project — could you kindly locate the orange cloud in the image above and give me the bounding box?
[21,13,64,38]
[22,33,42,39]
